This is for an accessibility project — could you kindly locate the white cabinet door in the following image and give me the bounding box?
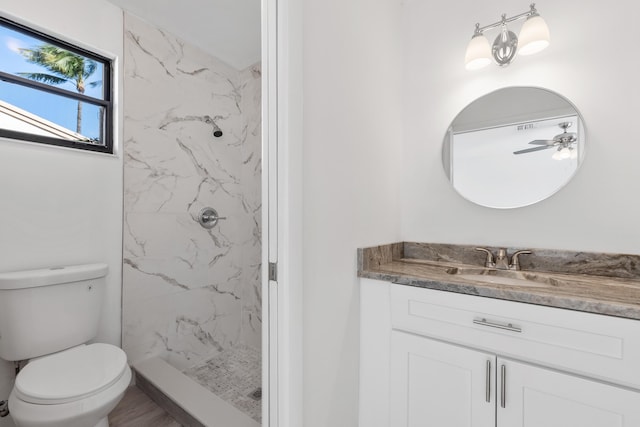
[390,331,496,427]
[498,358,640,427]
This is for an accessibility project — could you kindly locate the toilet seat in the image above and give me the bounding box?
[14,343,128,405]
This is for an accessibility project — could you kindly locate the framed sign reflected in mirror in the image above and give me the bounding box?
[442,87,586,209]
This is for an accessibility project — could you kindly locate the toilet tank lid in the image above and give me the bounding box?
[0,263,108,290]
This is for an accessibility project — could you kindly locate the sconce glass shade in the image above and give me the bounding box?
[518,15,550,56]
[465,34,492,70]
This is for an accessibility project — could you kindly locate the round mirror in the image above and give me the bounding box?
[442,87,585,209]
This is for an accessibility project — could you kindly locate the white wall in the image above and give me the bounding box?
[0,2,123,424]
[301,0,403,425]
[402,0,640,253]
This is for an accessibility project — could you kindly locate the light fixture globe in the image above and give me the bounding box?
[570,147,578,159]
[559,147,571,159]
[465,34,491,70]
[518,14,550,56]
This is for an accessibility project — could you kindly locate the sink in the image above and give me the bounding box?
[445,267,552,287]
[403,258,578,288]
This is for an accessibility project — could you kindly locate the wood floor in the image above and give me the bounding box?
[110,386,181,427]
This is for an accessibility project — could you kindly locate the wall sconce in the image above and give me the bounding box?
[465,3,550,70]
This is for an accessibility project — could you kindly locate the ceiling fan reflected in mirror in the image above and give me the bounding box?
[513,121,578,159]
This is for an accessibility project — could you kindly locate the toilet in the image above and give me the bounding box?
[0,264,132,427]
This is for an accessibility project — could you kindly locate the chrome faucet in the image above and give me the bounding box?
[475,248,532,271]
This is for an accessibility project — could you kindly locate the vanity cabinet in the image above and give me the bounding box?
[499,358,640,426]
[390,331,640,427]
[390,330,495,427]
[359,278,640,427]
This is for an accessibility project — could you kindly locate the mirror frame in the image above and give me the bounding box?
[442,86,586,209]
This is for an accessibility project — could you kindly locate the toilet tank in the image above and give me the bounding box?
[0,264,108,361]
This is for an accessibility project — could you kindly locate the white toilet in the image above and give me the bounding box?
[0,264,132,427]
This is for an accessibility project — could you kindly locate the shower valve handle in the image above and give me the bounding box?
[198,207,226,229]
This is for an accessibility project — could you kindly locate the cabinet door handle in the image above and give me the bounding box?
[486,360,491,403]
[500,364,506,408]
[473,317,522,333]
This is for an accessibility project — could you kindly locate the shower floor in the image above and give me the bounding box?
[183,345,262,423]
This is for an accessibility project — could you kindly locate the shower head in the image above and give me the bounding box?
[204,115,224,138]
[212,122,223,138]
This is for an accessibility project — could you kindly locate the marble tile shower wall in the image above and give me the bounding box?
[122,13,261,370]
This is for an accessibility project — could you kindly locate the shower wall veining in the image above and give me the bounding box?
[122,13,262,370]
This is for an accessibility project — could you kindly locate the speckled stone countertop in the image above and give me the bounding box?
[357,242,640,320]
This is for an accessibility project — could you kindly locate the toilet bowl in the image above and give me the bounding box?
[8,343,132,427]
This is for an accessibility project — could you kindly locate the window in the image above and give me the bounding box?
[0,17,113,153]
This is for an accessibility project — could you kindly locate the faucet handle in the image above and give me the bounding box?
[509,250,532,270]
[475,247,496,268]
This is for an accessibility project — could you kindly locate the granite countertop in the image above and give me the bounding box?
[357,242,640,320]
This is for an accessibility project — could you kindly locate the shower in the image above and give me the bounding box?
[120,7,263,425]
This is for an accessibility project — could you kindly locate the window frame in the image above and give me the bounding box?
[0,16,113,154]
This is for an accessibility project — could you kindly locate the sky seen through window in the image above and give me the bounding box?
[0,24,104,141]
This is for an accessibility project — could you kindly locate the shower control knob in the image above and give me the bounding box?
[198,207,226,229]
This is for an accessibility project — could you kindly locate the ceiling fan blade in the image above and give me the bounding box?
[528,139,556,146]
[513,145,554,155]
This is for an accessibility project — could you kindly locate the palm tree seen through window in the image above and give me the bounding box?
[18,44,102,134]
